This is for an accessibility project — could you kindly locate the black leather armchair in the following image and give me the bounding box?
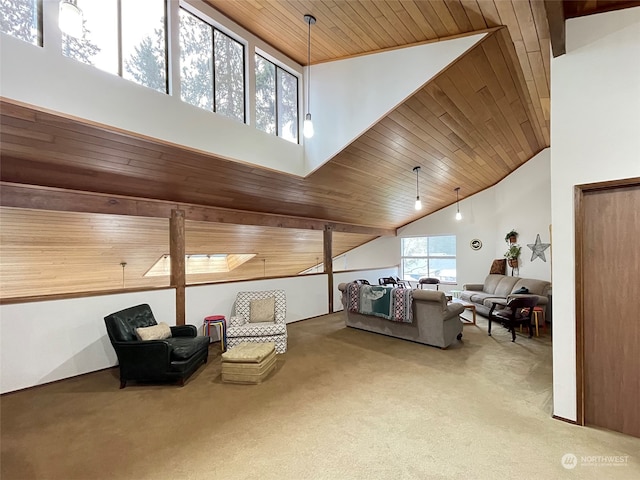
[104,304,209,388]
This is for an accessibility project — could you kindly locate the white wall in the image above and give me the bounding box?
[339,236,400,272]
[0,274,332,393]
[0,289,175,394]
[551,7,640,421]
[342,149,551,292]
[493,150,552,281]
[186,274,329,337]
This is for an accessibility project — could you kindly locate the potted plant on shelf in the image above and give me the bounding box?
[504,244,522,268]
[504,229,519,244]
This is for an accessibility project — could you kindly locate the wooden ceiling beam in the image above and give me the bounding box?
[0,182,395,237]
[544,0,566,58]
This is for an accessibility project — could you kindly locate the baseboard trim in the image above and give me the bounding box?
[552,414,579,425]
[1,366,118,396]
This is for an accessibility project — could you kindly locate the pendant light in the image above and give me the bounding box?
[413,166,422,211]
[454,187,462,220]
[303,14,316,139]
[59,0,83,38]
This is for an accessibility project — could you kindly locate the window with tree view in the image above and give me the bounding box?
[0,0,41,46]
[255,54,298,143]
[60,0,166,93]
[401,236,457,284]
[179,9,245,123]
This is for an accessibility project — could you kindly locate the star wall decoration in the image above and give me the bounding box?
[527,234,551,262]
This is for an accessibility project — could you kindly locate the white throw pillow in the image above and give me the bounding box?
[136,322,171,341]
[249,297,275,323]
[229,316,247,327]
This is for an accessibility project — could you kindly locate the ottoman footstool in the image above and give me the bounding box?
[221,342,276,384]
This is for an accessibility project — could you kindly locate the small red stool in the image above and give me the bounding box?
[203,315,227,351]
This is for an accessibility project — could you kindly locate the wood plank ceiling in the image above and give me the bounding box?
[0,207,375,298]
[8,0,631,298]
[206,0,552,145]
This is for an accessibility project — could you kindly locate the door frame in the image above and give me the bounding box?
[574,176,640,426]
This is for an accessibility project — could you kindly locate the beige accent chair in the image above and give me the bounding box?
[226,290,288,353]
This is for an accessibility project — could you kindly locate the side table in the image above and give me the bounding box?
[203,315,227,351]
[450,298,477,325]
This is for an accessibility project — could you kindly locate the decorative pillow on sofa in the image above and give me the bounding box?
[136,322,171,341]
[249,297,275,323]
[229,316,247,327]
[513,287,530,294]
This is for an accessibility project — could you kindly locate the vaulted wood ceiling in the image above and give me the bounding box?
[206,0,551,146]
[1,0,636,298]
[0,23,543,229]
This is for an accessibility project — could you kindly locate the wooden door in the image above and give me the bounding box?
[579,181,640,437]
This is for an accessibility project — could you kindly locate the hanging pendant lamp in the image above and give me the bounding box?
[303,14,316,139]
[413,166,422,210]
[59,0,83,38]
[454,187,462,220]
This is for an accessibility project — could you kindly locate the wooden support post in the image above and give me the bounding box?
[324,225,333,313]
[170,209,186,325]
[544,0,566,58]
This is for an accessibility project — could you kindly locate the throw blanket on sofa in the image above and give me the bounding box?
[346,283,413,323]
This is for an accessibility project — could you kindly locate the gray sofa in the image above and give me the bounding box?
[338,283,464,349]
[461,274,552,320]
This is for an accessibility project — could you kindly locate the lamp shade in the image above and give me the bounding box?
[415,198,422,211]
[59,0,83,38]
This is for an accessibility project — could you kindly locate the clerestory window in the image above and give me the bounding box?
[255,53,299,143]
[60,0,168,93]
[0,0,42,46]
[2,1,301,141]
[179,7,245,123]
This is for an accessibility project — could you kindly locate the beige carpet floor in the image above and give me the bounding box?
[1,311,639,480]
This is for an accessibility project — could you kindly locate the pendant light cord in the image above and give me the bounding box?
[307,18,311,115]
[120,262,126,288]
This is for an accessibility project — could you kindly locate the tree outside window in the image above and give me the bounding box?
[0,0,40,46]
[255,54,276,135]
[179,8,245,122]
[58,0,167,93]
[214,30,244,122]
[256,54,298,143]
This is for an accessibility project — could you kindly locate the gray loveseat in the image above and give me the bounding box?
[460,274,551,320]
[338,283,464,349]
